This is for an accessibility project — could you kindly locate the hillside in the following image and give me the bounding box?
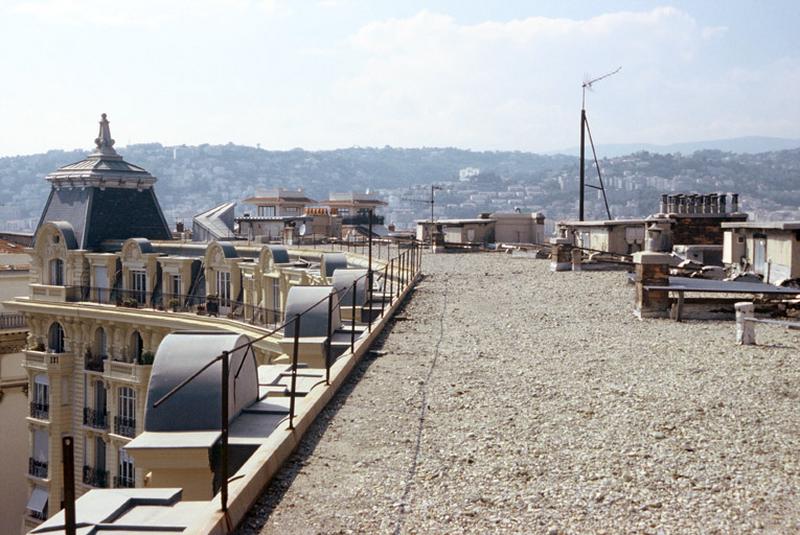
[1,144,799,231]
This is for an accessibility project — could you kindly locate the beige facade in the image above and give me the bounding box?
[722,221,800,283]
[5,221,363,533]
[557,219,648,256]
[490,212,545,245]
[242,189,316,217]
[0,248,31,535]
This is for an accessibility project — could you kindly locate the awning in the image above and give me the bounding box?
[34,374,49,386]
[27,487,48,514]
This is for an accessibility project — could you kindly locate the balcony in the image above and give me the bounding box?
[114,416,136,438]
[30,401,49,420]
[104,360,151,385]
[83,407,108,430]
[23,350,73,373]
[28,458,48,479]
[82,465,109,488]
[113,475,135,488]
[0,312,26,330]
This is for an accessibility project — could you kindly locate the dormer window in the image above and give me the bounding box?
[258,206,276,217]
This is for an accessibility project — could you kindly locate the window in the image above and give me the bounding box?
[49,258,64,286]
[216,271,232,309]
[116,387,136,437]
[94,328,107,358]
[170,274,181,297]
[258,205,276,217]
[284,206,299,215]
[30,429,49,478]
[117,447,135,488]
[130,270,147,304]
[47,323,65,353]
[33,375,49,406]
[129,331,143,363]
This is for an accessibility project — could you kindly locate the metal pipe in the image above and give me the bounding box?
[389,258,394,302]
[380,264,387,317]
[325,292,332,385]
[220,350,229,512]
[731,193,739,212]
[289,317,299,429]
[63,436,76,535]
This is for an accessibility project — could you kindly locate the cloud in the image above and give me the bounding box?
[297,7,798,151]
[701,25,728,40]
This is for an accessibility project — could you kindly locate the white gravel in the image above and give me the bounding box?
[238,253,800,534]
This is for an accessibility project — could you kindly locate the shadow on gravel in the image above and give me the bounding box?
[234,283,423,534]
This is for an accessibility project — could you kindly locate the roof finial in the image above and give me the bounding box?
[93,113,118,156]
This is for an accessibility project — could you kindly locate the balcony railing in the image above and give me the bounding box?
[83,407,108,430]
[82,465,109,488]
[113,475,135,488]
[28,458,48,479]
[30,401,49,420]
[114,416,136,438]
[61,286,283,330]
[28,506,47,521]
[85,358,105,372]
[0,312,26,330]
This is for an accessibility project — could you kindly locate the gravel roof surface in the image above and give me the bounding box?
[238,253,800,534]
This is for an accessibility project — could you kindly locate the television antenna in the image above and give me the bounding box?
[402,184,442,248]
[579,66,620,221]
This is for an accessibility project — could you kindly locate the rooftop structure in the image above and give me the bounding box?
[36,114,172,250]
[192,202,236,242]
[242,189,316,218]
[722,220,800,283]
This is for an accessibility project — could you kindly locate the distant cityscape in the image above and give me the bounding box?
[1,143,799,234]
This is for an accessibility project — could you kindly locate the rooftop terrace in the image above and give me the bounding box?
[239,253,800,534]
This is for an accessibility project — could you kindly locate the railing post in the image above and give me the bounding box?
[380,264,387,317]
[289,315,300,429]
[220,350,229,513]
[389,258,395,302]
[63,436,76,535]
[736,302,756,345]
[351,280,357,352]
[325,292,333,385]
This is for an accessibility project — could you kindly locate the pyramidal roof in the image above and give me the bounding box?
[36,114,172,250]
[45,113,156,189]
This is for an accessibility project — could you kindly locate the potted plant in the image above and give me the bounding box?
[121,297,138,308]
[137,351,155,366]
[168,297,182,312]
[206,295,219,317]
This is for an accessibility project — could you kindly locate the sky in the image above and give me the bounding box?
[0,0,798,157]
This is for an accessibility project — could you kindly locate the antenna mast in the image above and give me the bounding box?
[580,66,620,221]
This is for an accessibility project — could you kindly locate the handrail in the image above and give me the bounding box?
[149,242,421,516]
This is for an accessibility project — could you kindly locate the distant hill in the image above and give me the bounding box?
[551,136,800,158]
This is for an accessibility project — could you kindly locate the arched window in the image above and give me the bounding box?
[47,323,64,353]
[49,258,64,286]
[128,331,143,363]
[94,328,107,358]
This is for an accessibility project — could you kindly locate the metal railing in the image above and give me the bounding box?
[28,457,48,479]
[114,416,136,438]
[30,401,49,420]
[82,465,109,488]
[151,240,422,514]
[28,506,47,521]
[0,312,26,330]
[82,408,108,430]
[113,475,135,488]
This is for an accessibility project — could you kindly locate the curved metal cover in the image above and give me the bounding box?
[321,253,348,278]
[283,286,341,338]
[331,269,367,307]
[50,221,79,250]
[267,245,290,264]
[144,332,257,432]
[216,241,239,258]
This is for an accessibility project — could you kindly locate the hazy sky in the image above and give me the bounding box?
[1,0,798,156]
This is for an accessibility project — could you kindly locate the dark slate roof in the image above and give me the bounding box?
[36,187,172,250]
